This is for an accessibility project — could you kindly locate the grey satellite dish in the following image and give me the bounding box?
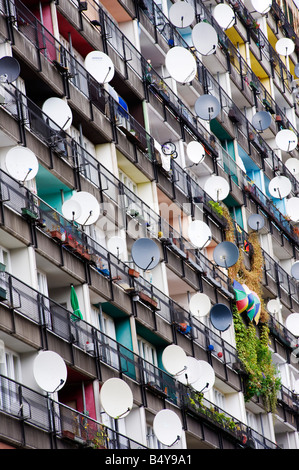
[153,410,182,447]
[213,241,239,268]
[169,1,195,28]
[210,303,233,332]
[131,237,160,270]
[286,197,299,222]
[213,4,235,30]
[42,97,73,131]
[5,146,39,182]
[186,141,205,164]
[61,198,82,222]
[291,261,299,280]
[195,94,220,121]
[84,50,115,84]
[0,56,20,83]
[285,158,299,175]
[286,313,299,337]
[295,63,299,78]
[188,220,212,249]
[191,360,215,393]
[252,111,272,132]
[248,213,265,231]
[33,350,67,393]
[276,37,295,56]
[71,191,100,226]
[100,378,133,419]
[192,22,218,56]
[204,175,230,201]
[275,129,298,152]
[189,292,211,317]
[251,0,272,14]
[165,46,197,84]
[162,344,187,376]
[268,176,292,199]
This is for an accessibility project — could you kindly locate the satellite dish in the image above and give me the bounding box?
[189,292,211,317]
[204,175,230,201]
[191,360,215,393]
[267,298,282,314]
[153,410,182,447]
[268,176,292,199]
[210,303,233,332]
[100,378,133,419]
[42,97,73,131]
[275,129,298,152]
[61,198,82,221]
[286,197,299,222]
[286,313,299,337]
[295,63,299,78]
[71,191,100,225]
[186,141,205,164]
[84,50,115,84]
[0,56,20,83]
[291,261,299,280]
[213,241,239,268]
[194,94,220,121]
[169,1,195,28]
[213,4,235,30]
[247,213,265,231]
[275,37,295,56]
[176,356,201,385]
[107,236,126,257]
[162,344,187,376]
[188,220,212,249]
[252,111,272,132]
[131,237,160,270]
[251,0,272,14]
[165,46,196,84]
[33,350,67,393]
[285,158,299,175]
[192,21,218,56]
[5,146,39,182]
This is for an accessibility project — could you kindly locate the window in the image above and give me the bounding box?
[137,337,158,384]
[101,313,119,369]
[214,389,225,410]
[0,349,22,414]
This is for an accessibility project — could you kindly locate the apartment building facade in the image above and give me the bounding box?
[0,0,298,450]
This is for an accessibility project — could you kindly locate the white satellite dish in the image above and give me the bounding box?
[176,356,201,385]
[267,298,282,314]
[71,191,100,226]
[204,175,229,201]
[286,197,299,222]
[165,46,197,84]
[191,360,215,393]
[100,378,133,419]
[188,220,212,249]
[189,292,211,318]
[213,3,235,30]
[162,344,187,376]
[275,37,295,56]
[42,97,73,131]
[33,350,67,393]
[285,158,299,175]
[61,198,82,221]
[251,0,272,14]
[192,22,218,56]
[84,50,115,84]
[107,236,126,257]
[291,261,299,280]
[286,313,299,337]
[268,175,292,199]
[169,1,195,28]
[186,141,205,164]
[153,409,182,447]
[275,129,298,152]
[5,146,39,182]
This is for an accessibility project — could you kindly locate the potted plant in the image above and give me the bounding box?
[138,291,158,309]
[128,268,140,278]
